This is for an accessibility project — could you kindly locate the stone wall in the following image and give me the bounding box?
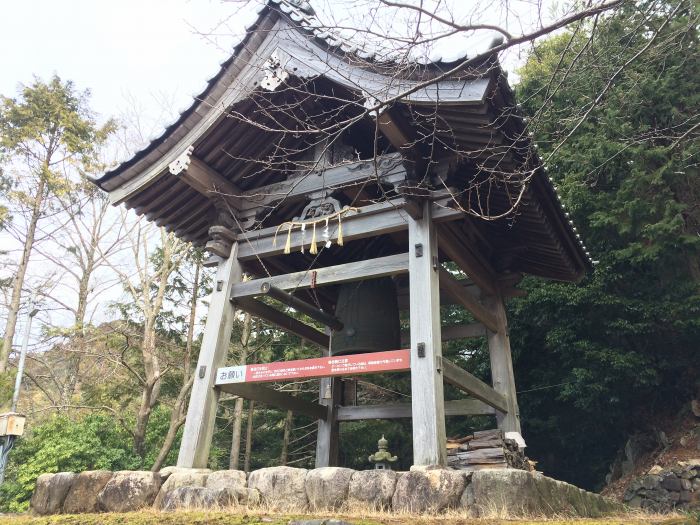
[29,466,622,518]
[623,460,700,512]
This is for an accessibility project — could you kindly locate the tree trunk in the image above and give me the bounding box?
[229,397,245,470]
[1,176,46,373]
[133,323,162,460]
[132,231,176,460]
[280,408,293,465]
[279,379,298,465]
[244,400,255,473]
[151,374,194,471]
[151,259,201,471]
[62,263,91,402]
[229,312,251,470]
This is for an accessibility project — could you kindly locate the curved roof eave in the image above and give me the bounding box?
[96,0,487,194]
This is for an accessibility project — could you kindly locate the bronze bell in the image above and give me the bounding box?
[331,277,400,355]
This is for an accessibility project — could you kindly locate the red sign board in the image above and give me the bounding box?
[215,349,410,385]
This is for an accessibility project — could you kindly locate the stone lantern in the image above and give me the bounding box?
[369,435,398,470]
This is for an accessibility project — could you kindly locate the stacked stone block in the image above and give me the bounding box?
[29,466,622,518]
[623,460,700,512]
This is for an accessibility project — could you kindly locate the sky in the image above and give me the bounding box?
[0,0,543,130]
[0,0,247,130]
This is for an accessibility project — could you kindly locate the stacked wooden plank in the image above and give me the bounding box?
[447,429,531,471]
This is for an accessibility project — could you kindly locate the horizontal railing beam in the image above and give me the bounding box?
[260,283,343,331]
[400,322,486,345]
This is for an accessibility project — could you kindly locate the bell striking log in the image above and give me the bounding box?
[332,277,400,355]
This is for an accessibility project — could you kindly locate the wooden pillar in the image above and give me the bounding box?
[485,294,521,434]
[177,244,242,467]
[315,373,340,467]
[408,201,447,466]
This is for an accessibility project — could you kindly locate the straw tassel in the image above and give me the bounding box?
[323,218,331,248]
[273,207,357,256]
[309,221,318,254]
[337,214,344,246]
[284,223,293,254]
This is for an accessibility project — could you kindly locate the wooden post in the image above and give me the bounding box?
[484,294,521,434]
[177,243,242,467]
[408,201,447,466]
[315,373,340,467]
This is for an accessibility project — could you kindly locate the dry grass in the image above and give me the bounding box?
[0,505,694,525]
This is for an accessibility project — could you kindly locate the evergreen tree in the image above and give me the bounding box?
[0,76,114,374]
[512,0,699,489]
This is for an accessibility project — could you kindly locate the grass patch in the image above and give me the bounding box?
[0,510,694,525]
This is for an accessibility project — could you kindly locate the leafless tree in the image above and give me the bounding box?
[107,217,187,459]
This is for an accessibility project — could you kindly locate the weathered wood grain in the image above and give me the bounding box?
[408,201,447,466]
[178,244,242,468]
[232,253,410,299]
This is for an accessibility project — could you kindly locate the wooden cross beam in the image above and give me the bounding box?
[438,224,498,296]
[400,322,486,345]
[169,150,242,207]
[236,153,407,214]
[231,253,410,300]
[217,382,327,420]
[440,357,509,413]
[236,199,463,260]
[438,269,499,332]
[234,297,330,348]
[259,283,343,331]
[336,399,495,421]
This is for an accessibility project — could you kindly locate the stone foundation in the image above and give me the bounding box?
[29,466,622,518]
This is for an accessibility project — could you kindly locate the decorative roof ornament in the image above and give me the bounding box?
[363,91,385,118]
[285,0,314,15]
[369,435,398,470]
[168,145,194,176]
[260,52,290,91]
